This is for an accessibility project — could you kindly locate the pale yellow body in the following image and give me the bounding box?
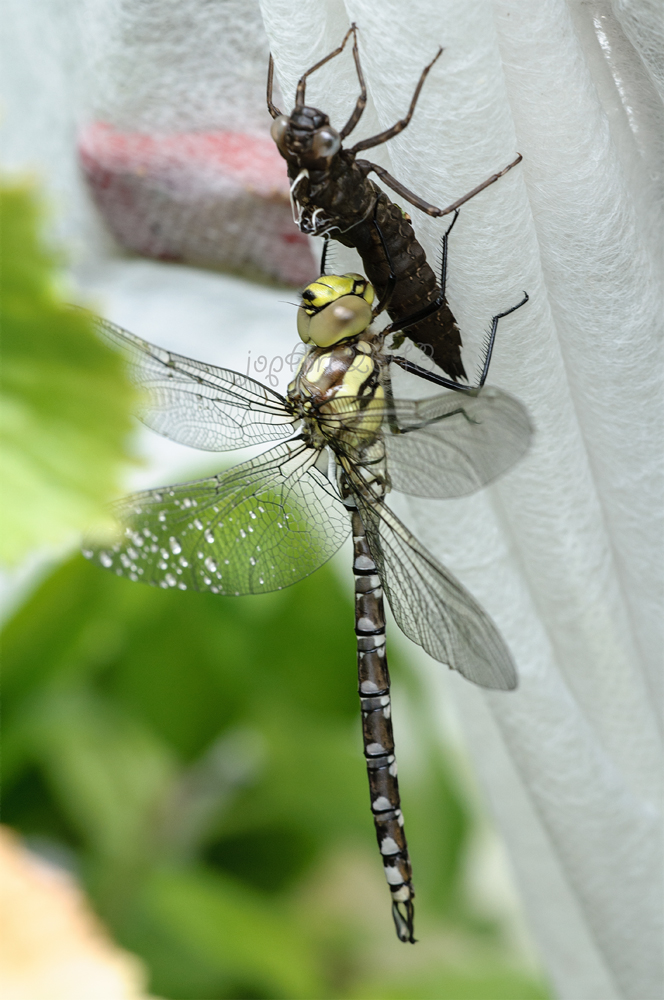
[287,272,388,497]
[288,333,385,450]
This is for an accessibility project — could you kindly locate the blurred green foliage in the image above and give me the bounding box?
[0,179,550,998]
[0,180,137,563]
[2,553,550,1000]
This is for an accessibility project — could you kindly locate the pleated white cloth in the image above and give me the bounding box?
[262,2,663,996]
[3,0,662,996]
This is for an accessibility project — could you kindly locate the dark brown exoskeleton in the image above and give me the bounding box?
[267,25,522,381]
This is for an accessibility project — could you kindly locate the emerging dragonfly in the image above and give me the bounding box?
[268,24,522,380]
[83,274,531,942]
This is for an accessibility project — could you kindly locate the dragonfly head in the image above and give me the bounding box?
[271,106,342,169]
[297,273,374,347]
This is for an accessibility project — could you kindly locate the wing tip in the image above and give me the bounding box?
[451,657,519,692]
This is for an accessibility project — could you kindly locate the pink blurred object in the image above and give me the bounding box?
[78,122,317,287]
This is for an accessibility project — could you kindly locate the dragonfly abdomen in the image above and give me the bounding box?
[339,191,465,380]
[350,504,416,943]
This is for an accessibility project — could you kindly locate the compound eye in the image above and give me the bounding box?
[311,127,341,159]
[306,295,372,348]
[270,115,289,152]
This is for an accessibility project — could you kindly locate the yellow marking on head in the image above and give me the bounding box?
[298,273,375,346]
[301,273,374,312]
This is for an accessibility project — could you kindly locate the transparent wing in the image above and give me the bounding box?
[353,490,517,690]
[84,440,350,594]
[91,313,296,451]
[318,386,532,499]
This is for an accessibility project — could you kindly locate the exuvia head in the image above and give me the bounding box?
[297,273,374,347]
[271,106,342,167]
[267,26,360,167]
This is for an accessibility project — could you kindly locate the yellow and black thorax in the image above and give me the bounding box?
[287,274,386,451]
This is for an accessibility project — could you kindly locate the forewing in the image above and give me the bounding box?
[84,441,350,594]
[383,387,532,498]
[354,491,517,690]
[91,313,296,451]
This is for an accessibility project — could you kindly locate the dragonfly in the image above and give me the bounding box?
[268,24,522,381]
[83,272,531,942]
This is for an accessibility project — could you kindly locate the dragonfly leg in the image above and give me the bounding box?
[369,201,397,319]
[319,236,330,275]
[347,500,416,943]
[339,26,368,140]
[387,279,529,392]
[438,209,460,298]
[266,55,281,118]
[357,154,522,219]
[388,355,476,393]
[349,47,443,154]
[380,363,404,437]
[295,24,357,108]
[476,291,529,388]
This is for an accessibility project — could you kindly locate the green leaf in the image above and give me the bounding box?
[143,865,324,999]
[1,547,552,1000]
[354,968,552,1000]
[23,688,176,867]
[0,181,137,564]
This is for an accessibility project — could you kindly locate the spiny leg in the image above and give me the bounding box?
[438,208,459,298]
[319,237,329,275]
[360,154,522,219]
[476,291,529,388]
[388,289,529,393]
[349,47,443,154]
[345,496,416,943]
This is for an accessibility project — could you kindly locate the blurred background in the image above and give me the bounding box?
[1,183,550,999]
[0,1,550,995]
[2,1,661,998]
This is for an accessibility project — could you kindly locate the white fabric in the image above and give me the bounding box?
[2,0,662,996]
[263,2,663,998]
